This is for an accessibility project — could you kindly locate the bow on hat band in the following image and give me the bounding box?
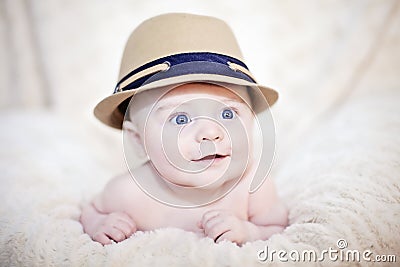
[114,52,257,94]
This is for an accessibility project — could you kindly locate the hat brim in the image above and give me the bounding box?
[94,73,278,129]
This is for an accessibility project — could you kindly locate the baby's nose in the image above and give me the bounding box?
[195,120,224,142]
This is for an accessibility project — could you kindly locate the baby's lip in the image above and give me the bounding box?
[192,154,229,161]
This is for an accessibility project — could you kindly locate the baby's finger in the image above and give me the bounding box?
[201,210,223,228]
[207,220,231,241]
[93,232,112,245]
[114,219,136,237]
[114,212,136,229]
[215,230,232,243]
[216,230,245,244]
[106,227,126,242]
[203,216,223,234]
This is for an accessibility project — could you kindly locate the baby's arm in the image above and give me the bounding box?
[80,174,137,245]
[245,177,288,240]
[199,178,287,245]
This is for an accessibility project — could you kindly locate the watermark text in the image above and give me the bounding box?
[257,239,397,263]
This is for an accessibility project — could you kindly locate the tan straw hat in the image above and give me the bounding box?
[94,13,278,129]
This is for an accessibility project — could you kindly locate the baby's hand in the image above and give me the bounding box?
[199,210,248,245]
[92,211,137,245]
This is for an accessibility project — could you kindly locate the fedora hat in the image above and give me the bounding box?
[94,13,278,129]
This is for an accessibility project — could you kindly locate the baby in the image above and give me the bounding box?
[80,13,288,245]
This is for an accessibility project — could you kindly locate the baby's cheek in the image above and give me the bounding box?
[146,140,166,164]
[177,138,192,160]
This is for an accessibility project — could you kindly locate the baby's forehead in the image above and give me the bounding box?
[156,83,250,106]
[127,83,251,118]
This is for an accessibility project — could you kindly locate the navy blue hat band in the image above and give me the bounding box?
[114,52,254,93]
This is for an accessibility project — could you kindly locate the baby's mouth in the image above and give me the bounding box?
[192,154,228,162]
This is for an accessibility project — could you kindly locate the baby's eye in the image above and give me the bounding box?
[221,109,235,120]
[172,114,191,125]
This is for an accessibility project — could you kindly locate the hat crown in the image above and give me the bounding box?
[118,13,244,82]
[94,13,278,130]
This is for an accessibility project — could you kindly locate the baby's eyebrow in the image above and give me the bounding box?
[155,97,247,113]
[155,101,183,113]
[222,98,247,105]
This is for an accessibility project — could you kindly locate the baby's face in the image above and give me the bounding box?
[128,83,255,188]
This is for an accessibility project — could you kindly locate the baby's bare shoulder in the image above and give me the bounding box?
[105,173,138,194]
[95,173,141,213]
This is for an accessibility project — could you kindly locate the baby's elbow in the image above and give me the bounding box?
[265,202,288,238]
[263,201,288,230]
[276,201,289,228]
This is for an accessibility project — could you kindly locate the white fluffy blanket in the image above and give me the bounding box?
[0,89,399,266]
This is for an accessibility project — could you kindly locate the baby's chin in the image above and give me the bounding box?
[162,171,243,191]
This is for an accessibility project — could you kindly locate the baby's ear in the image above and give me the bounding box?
[122,120,142,144]
[123,120,148,162]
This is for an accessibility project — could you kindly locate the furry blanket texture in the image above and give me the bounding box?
[0,87,399,266]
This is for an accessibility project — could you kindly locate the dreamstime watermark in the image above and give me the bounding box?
[257,239,397,263]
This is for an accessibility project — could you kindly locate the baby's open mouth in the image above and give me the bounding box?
[192,154,228,162]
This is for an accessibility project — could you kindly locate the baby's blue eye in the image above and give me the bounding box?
[174,114,190,125]
[221,109,235,120]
